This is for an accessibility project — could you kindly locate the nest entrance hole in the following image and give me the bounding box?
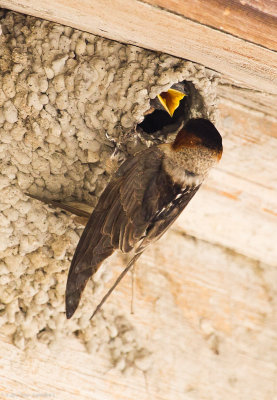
[137,80,206,140]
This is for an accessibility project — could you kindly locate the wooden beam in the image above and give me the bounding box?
[218,81,277,119]
[143,0,277,51]
[2,228,277,399]
[1,0,277,94]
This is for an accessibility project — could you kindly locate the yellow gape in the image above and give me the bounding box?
[157,89,186,117]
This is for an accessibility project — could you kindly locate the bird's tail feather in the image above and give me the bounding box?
[90,253,142,320]
[66,266,97,319]
[26,193,92,224]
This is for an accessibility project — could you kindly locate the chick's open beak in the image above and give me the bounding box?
[157,89,186,117]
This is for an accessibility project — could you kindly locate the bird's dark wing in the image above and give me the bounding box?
[136,183,200,253]
[88,181,200,320]
[66,146,165,318]
[66,145,201,318]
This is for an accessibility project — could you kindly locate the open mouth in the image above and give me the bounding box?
[137,81,191,138]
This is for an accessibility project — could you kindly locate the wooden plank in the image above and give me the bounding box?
[1,228,277,400]
[175,177,277,267]
[0,0,277,94]
[218,81,277,119]
[143,0,277,51]
[241,0,277,16]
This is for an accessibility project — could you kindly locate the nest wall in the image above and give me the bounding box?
[0,10,218,372]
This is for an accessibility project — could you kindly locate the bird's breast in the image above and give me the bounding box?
[158,144,204,187]
[159,142,218,187]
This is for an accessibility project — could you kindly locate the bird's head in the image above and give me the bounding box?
[172,118,223,162]
[146,84,186,117]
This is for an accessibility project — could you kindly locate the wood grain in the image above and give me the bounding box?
[1,228,277,400]
[143,0,277,51]
[241,0,277,16]
[0,0,277,94]
[218,80,277,119]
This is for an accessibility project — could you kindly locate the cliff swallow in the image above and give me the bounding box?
[65,118,223,319]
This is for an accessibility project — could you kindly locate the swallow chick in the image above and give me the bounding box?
[147,83,186,117]
[65,118,223,319]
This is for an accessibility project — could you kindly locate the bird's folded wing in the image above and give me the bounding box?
[66,147,165,317]
[66,144,201,317]
[137,184,200,253]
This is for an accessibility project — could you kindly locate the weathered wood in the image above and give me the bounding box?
[0,0,277,94]
[1,228,277,399]
[218,81,277,119]
[242,0,277,16]
[144,0,277,51]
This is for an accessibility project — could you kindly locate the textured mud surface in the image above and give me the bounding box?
[0,10,218,371]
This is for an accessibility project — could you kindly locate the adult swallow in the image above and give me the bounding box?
[65,118,223,319]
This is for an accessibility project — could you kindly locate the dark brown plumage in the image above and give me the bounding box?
[65,118,223,319]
